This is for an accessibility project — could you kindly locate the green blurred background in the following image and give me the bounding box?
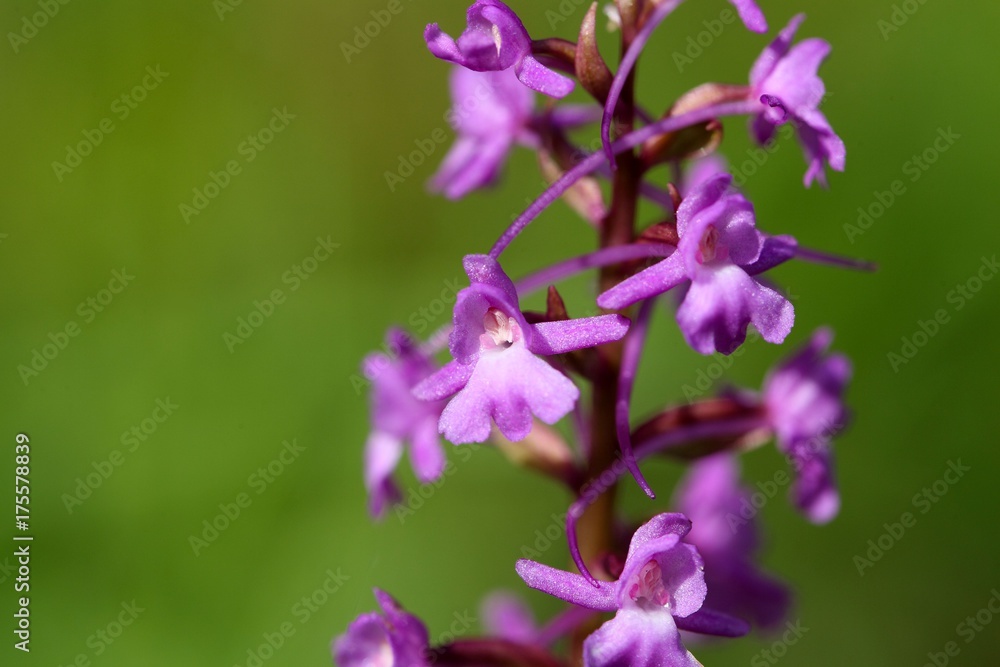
[2,0,998,665]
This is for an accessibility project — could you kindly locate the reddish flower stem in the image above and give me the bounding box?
[570,5,642,662]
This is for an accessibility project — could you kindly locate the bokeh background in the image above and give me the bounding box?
[2,0,999,665]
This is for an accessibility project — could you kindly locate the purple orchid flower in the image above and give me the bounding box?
[749,14,845,187]
[681,154,732,197]
[431,67,536,199]
[482,589,602,649]
[674,454,790,630]
[597,173,795,355]
[362,329,447,518]
[414,255,629,444]
[425,0,575,98]
[482,591,538,643]
[729,0,768,33]
[333,589,430,667]
[517,513,748,667]
[763,328,851,523]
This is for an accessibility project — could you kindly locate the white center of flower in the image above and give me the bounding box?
[367,636,394,667]
[698,225,720,264]
[627,560,671,608]
[482,308,516,349]
[491,24,503,55]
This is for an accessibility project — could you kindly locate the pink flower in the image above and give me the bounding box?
[749,15,845,187]
[415,255,629,444]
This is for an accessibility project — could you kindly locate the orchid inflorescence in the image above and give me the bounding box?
[336,1,866,665]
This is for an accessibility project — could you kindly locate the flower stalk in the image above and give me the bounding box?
[337,1,865,665]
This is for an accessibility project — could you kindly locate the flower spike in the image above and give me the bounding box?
[346,3,864,664]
